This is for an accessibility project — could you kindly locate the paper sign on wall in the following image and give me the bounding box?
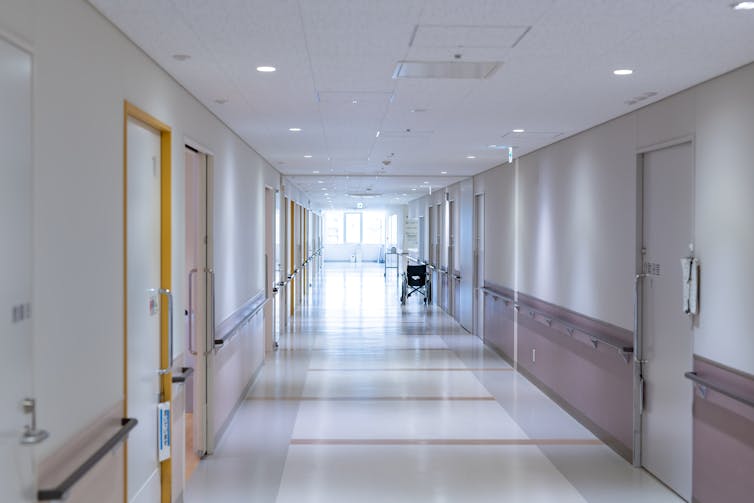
[404,218,419,250]
[157,401,171,461]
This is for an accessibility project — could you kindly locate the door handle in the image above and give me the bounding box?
[20,398,49,445]
[188,268,198,356]
[158,288,174,372]
[205,268,216,356]
[632,272,649,468]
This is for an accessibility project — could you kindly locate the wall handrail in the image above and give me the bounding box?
[214,294,271,349]
[480,286,632,363]
[172,367,194,383]
[407,256,426,265]
[37,418,138,501]
[684,371,754,409]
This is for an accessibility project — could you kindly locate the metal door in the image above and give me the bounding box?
[184,147,209,478]
[640,142,693,500]
[474,193,485,339]
[0,36,43,503]
[458,180,474,331]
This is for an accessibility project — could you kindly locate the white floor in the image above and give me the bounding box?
[185,262,683,503]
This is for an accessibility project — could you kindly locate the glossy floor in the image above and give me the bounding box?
[185,262,683,503]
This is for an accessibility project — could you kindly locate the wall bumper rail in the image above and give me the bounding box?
[685,371,754,408]
[480,286,633,363]
[37,417,138,501]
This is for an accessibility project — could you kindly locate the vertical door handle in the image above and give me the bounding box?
[188,269,198,355]
[158,289,174,371]
[205,268,216,355]
[632,272,649,468]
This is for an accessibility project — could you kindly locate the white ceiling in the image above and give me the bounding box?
[90,0,754,210]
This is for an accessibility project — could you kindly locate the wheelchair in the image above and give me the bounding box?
[400,264,431,305]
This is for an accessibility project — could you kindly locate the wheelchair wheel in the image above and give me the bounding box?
[400,276,407,305]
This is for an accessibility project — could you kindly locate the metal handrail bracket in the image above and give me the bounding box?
[685,371,754,409]
[37,418,138,501]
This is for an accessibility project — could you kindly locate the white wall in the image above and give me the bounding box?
[474,164,517,290]
[324,244,382,262]
[0,0,280,462]
[474,62,754,376]
[516,116,638,328]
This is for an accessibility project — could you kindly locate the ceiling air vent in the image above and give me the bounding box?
[392,61,501,79]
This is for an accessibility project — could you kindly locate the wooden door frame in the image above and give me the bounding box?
[123,101,172,503]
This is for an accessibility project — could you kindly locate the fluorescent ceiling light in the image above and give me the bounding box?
[289,127,301,132]
[441,171,447,174]
[613,69,633,76]
[304,155,312,158]
[256,66,276,72]
[411,188,417,191]
[312,170,319,174]
[733,2,754,9]
[393,61,501,79]
[512,129,525,133]
[466,155,476,159]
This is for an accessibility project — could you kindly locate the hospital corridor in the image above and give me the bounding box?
[1,1,754,502]
[183,263,681,503]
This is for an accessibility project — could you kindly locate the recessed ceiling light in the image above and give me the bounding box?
[304,155,312,158]
[733,1,754,9]
[289,127,302,132]
[402,193,408,196]
[321,187,326,190]
[423,181,429,184]
[411,188,417,191]
[411,108,428,113]
[375,131,381,138]
[441,171,447,174]
[512,129,525,133]
[466,155,476,159]
[613,69,633,76]
[172,54,191,61]
[312,170,320,174]
[352,100,358,104]
[317,180,324,183]
[256,66,276,72]
[488,144,498,148]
